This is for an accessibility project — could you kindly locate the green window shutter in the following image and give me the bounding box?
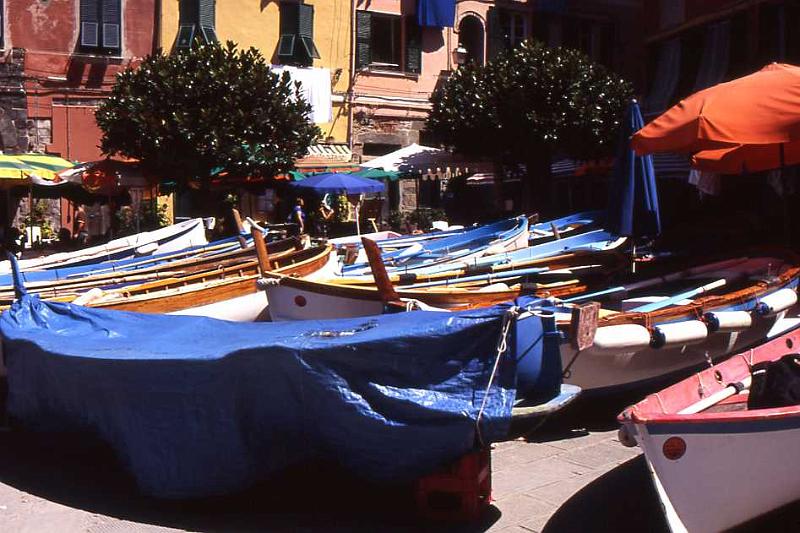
[176,25,196,50]
[405,16,422,74]
[101,0,121,49]
[179,0,198,25]
[199,0,217,43]
[278,2,299,61]
[298,4,320,60]
[177,0,198,49]
[80,0,101,48]
[356,11,371,69]
[487,7,504,60]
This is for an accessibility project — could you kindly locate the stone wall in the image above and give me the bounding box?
[352,114,426,159]
[0,48,29,153]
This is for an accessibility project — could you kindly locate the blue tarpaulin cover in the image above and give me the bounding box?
[0,294,545,499]
[417,0,455,28]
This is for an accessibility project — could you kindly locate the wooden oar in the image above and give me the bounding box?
[361,237,400,303]
[678,375,752,415]
[406,266,549,290]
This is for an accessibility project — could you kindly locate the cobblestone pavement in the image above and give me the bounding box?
[0,400,798,532]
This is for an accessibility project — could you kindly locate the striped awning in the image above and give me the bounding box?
[0,153,75,187]
[303,143,353,163]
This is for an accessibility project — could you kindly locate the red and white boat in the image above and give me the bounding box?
[618,324,800,532]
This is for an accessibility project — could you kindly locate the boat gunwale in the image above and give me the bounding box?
[619,323,800,426]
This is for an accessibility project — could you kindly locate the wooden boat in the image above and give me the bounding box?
[77,243,335,321]
[0,237,302,301]
[1,218,209,273]
[556,253,800,394]
[334,228,627,284]
[354,210,599,254]
[263,238,625,321]
[618,324,800,532]
[277,239,800,395]
[340,216,530,276]
[0,286,576,498]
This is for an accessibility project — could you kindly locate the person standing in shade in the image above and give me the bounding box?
[288,198,306,236]
[315,195,334,237]
[73,204,89,248]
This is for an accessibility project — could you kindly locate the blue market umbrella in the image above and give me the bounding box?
[607,100,661,239]
[289,172,385,195]
[290,172,385,235]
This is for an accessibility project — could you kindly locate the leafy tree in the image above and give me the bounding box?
[96,42,320,186]
[427,40,633,212]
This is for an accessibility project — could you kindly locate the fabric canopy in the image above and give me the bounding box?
[61,159,150,196]
[0,155,37,181]
[634,63,800,156]
[361,143,446,172]
[691,143,800,174]
[606,101,661,238]
[16,154,74,176]
[289,172,385,194]
[353,168,401,181]
[417,0,455,28]
[0,153,74,188]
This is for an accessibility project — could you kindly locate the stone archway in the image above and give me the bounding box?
[458,15,485,66]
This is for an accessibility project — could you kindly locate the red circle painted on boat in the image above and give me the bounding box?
[662,437,686,460]
[294,295,307,307]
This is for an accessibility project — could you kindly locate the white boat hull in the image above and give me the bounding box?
[632,416,800,533]
[169,290,270,322]
[2,218,208,272]
[265,283,384,321]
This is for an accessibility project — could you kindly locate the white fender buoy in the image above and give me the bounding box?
[704,311,753,333]
[477,282,511,292]
[590,324,651,354]
[72,287,105,306]
[755,288,798,317]
[651,320,708,349]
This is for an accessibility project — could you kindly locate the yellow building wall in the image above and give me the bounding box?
[159,0,350,143]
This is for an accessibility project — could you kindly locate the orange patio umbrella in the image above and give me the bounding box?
[632,63,800,174]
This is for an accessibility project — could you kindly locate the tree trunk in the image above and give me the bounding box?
[523,145,552,218]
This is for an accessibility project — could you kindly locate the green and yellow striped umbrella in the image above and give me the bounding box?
[15,153,75,181]
[0,155,37,182]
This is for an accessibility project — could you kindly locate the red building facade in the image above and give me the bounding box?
[1,0,156,161]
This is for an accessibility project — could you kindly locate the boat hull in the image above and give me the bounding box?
[560,311,795,393]
[170,289,270,321]
[266,282,384,321]
[632,412,800,533]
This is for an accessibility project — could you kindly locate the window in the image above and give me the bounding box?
[501,11,528,50]
[80,0,121,53]
[487,8,528,59]
[175,0,217,51]
[355,11,422,74]
[278,2,321,67]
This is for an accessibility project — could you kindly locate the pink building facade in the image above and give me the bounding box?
[352,0,643,212]
[352,0,536,159]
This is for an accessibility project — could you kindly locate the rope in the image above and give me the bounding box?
[475,307,518,447]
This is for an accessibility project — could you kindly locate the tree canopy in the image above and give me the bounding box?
[427,40,633,163]
[96,42,320,185]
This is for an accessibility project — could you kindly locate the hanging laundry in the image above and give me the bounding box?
[271,65,333,124]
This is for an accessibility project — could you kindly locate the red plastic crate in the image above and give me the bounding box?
[414,447,492,522]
